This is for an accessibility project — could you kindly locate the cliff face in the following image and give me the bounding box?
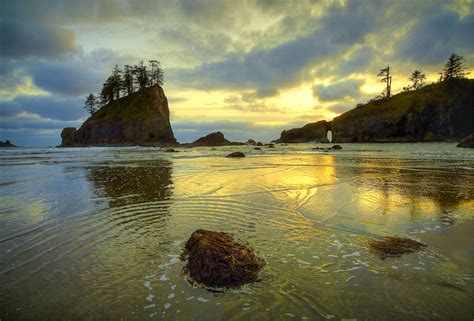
[61,85,176,146]
[332,79,474,142]
[276,79,474,143]
[275,120,331,143]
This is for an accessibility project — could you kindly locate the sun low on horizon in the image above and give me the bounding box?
[1,0,473,146]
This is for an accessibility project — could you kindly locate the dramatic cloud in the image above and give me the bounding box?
[0,0,472,146]
[0,20,76,59]
[313,79,364,102]
[172,1,385,91]
[398,11,474,64]
[0,95,86,121]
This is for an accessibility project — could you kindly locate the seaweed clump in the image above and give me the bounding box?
[180,229,265,290]
[369,236,427,259]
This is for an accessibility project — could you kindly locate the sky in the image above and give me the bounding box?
[0,0,473,146]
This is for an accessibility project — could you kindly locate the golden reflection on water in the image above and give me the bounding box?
[1,146,474,321]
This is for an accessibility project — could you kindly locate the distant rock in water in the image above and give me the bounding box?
[60,85,176,147]
[189,131,244,147]
[246,139,257,145]
[0,140,16,147]
[332,144,342,150]
[180,229,265,289]
[276,79,474,143]
[60,128,76,147]
[457,134,474,148]
[226,151,245,158]
[275,120,331,143]
[256,141,263,146]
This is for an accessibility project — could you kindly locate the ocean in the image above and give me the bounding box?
[1,143,473,320]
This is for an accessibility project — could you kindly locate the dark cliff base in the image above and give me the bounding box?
[60,85,177,147]
[276,79,474,144]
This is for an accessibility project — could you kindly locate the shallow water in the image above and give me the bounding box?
[1,143,473,321]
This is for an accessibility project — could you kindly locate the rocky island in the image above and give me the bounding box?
[60,85,176,147]
[0,140,17,147]
[276,78,474,143]
[184,131,244,147]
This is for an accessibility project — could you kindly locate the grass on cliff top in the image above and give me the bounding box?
[88,85,162,124]
[334,78,473,123]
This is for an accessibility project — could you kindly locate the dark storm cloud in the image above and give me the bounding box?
[0,95,86,121]
[398,11,474,64]
[313,79,364,102]
[172,0,385,91]
[28,62,104,97]
[0,19,76,59]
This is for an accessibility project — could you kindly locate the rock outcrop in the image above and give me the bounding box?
[246,139,256,145]
[189,131,244,147]
[0,140,16,147]
[60,128,76,147]
[60,85,176,147]
[180,229,265,289]
[226,151,245,158]
[276,79,474,143]
[275,120,332,143]
[457,134,474,148]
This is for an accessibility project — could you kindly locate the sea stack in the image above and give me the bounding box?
[60,85,176,147]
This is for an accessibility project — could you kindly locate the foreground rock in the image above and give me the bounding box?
[457,134,474,148]
[180,229,265,289]
[189,131,244,147]
[60,85,177,147]
[226,151,245,158]
[369,236,427,259]
[0,140,16,147]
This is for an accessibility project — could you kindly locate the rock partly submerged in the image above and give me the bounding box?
[246,139,257,145]
[0,140,17,147]
[180,229,265,290]
[226,151,246,158]
[187,131,244,147]
[457,134,474,148]
[369,236,427,259]
[60,85,176,147]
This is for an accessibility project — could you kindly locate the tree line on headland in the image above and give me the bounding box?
[368,53,469,104]
[84,60,164,115]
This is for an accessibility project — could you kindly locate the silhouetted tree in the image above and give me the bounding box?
[377,65,392,98]
[409,69,426,90]
[149,60,164,86]
[111,64,123,100]
[100,76,115,105]
[122,64,134,95]
[133,61,149,91]
[441,53,469,80]
[84,93,98,115]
